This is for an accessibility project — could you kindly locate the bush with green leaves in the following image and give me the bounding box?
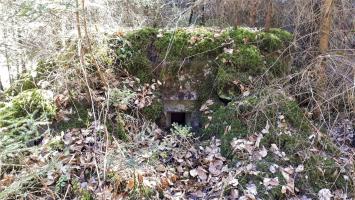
[170,123,193,139]
[0,89,56,145]
[109,87,137,108]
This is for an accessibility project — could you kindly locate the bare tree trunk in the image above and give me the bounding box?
[234,17,239,27]
[249,0,258,27]
[189,8,194,26]
[81,0,92,52]
[200,3,206,25]
[75,0,82,40]
[3,29,12,84]
[189,3,195,25]
[319,0,334,53]
[0,77,4,91]
[234,2,239,27]
[264,0,273,31]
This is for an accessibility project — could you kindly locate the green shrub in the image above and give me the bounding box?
[0,89,56,145]
[11,89,56,118]
[5,74,37,96]
[109,87,137,108]
[170,123,193,139]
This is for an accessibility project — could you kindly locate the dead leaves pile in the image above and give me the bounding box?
[158,137,232,199]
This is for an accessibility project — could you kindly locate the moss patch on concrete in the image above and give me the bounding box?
[111,27,291,85]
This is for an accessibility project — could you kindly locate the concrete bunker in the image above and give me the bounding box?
[162,90,200,131]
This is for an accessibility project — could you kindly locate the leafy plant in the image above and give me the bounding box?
[170,123,193,139]
[109,87,137,108]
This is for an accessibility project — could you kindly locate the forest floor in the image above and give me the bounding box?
[0,27,354,200]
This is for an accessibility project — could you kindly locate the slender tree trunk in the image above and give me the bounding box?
[17,28,24,79]
[81,0,91,52]
[200,3,205,25]
[315,0,335,108]
[234,16,239,27]
[319,0,334,53]
[16,60,20,79]
[0,77,4,91]
[249,0,258,27]
[234,2,239,27]
[264,0,273,31]
[75,0,82,40]
[3,29,12,84]
[189,0,196,25]
[189,8,194,25]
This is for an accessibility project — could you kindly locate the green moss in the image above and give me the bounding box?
[216,67,252,100]
[257,32,283,52]
[10,89,56,118]
[127,54,153,83]
[201,88,311,158]
[126,27,158,51]
[235,90,311,134]
[261,132,309,156]
[5,74,37,96]
[48,138,65,151]
[216,67,239,100]
[111,27,292,85]
[202,104,248,158]
[155,29,190,60]
[237,172,285,199]
[282,100,311,133]
[269,28,293,43]
[256,29,292,52]
[196,66,218,103]
[218,45,264,74]
[298,155,352,194]
[189,30,226,57]
[122,28,158,83]
[142,99,163,122]
[315,135,341,156]
[215,45,264,100]
[107,114,128,141]
[228,27,256,44]
[81,190,94,200]
[55,101,90,132]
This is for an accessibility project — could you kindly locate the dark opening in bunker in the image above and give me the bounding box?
[170,112,186,125]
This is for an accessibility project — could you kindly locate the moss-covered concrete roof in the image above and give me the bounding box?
[111,27,292,101]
